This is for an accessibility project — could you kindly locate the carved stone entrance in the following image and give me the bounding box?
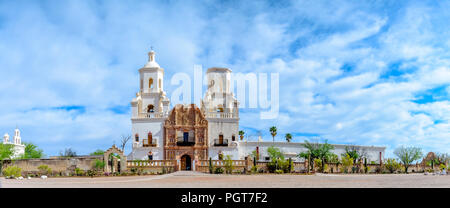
[181,154,192,171]
[163,104,209,169]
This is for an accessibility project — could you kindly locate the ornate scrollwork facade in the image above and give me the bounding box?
[163,104,208,161]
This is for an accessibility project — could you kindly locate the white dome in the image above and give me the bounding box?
[144,61,160,68]
[143,50,160,68]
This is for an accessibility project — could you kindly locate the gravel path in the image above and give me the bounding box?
[1,172,449,188]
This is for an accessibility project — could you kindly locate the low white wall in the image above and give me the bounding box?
[237,141,385,163]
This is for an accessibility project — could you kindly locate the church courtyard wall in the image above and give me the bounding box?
[1,156,102,176]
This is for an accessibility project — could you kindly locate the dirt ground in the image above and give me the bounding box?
[1,171,449,188]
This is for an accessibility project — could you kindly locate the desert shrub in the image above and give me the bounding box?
[214,167,224,174]
[384,158,402,173]
[75,168,85,176]
[314,158,322,172]
[341,154,353,173]
[130,168,138,175]
[267,158,292,173]
[375,166,382,174]
[223,155,234,174]
[87,169,96,177]
[37,165,52,176]
[2,166,22,178]
[281,159,293,173]
[251,165,258,173]
[266,161,277,173]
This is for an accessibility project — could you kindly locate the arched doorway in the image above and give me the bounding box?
[103,145,127,173]
[181,155,192,171]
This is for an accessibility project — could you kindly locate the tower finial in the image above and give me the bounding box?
[148,48,155,62]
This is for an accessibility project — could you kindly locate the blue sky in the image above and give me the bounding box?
[0,0,449,157]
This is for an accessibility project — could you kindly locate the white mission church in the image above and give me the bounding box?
[127,50,385,170]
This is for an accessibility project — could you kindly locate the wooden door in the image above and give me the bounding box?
[219,134,223,144]
[181,156,186,170]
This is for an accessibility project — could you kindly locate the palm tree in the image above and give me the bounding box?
[269,126,277,143]
[285,133,292,142]
[238,130,245,141]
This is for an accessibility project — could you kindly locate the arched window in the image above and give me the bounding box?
[135,134,139,142]
[217,104,224,112]
[149,78,154,89]
[232,135,235,141]
[159,79,161,89]
[147,104,154,113]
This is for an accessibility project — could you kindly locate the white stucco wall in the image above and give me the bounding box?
[207,119,239,146]
[236,141,385,163]
[129,118,165,160]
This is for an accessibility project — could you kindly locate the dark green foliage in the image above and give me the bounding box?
[285,133,292,142]
[298,140,334,172]
[269,126,277,142]
[214,167,224,174]
[20,142,44,159]
[209,157,214,174]
[266,146,293,173]
[0,143,14,160]
[87,169,96,177]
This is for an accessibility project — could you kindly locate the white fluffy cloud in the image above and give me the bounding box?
[0,0,449,156]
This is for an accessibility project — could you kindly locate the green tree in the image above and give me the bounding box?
[90,149,105,156]
[298,140,334,172]
[267,146,284,160]
[342,145,360,164]
[238,130,245,141]
[0,143,14,160]
[435,153,450,165]
[327,153,340,173]
[394,146,423,173]
[285,133,292,143]
[0,143,15,174]
[20,142,44,159]
[269,126,277,142]
[266,146,292,173]
[267,146,283,172]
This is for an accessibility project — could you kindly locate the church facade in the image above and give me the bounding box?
[127,50,385,170]
[2,128,25,158]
